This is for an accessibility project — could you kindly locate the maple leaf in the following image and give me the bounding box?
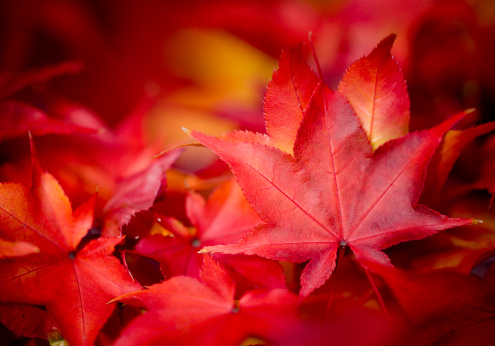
[191,37,473,296]
[112,255,299,346]
[135,178,286,290]
[0,95,182,237]
[101,148,183,236]
[0,142,140,345]
[338,34,409,150]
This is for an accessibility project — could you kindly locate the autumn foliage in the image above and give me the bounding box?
[1,1,495,345]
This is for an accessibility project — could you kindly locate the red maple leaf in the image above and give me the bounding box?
[0,141,141,345]
[190,36,473,296]
[101,147,183,237]
[112,255,299,345]
[135,178,286,291]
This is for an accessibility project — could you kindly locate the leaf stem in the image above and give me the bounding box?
[308,32,324,81]
[325,245,346,322]
[363,267,391,324]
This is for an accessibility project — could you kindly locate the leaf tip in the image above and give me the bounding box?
[28,134,44,184]
[151,150,166,159]
[369,33,397,58]
[473,219,483,225]
[380,33,397,49]
[107,297,118,304]
[181,127,190,134]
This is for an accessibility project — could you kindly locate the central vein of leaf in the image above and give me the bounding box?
[0,257,66,284]
[0,204,65,252]
[291,53,305,116]
[72,263,87,344]
[324,92,344,240]
[368,61,380,144]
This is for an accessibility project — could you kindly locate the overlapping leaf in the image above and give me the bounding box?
[338,34,409,150]
[136,178,285,290]
[112,255,299,346]
[0,144,140,345]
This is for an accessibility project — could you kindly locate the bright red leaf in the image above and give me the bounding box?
[135,178,286,291]
[0,96,182,238]
[0,144,140,345]
[136,178,260,275]
[0,0,493,343]
[191,38,473,296]
[113,255,299,345]
[102,148,183,236]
